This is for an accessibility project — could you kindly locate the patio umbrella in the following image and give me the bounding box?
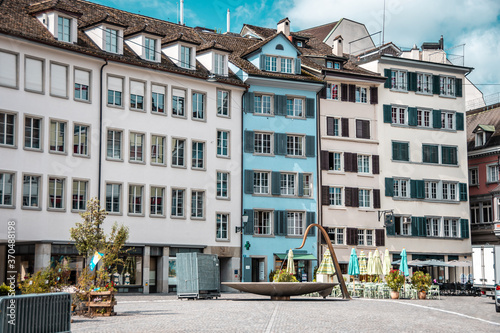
[359,250,368,279]
[317,249,336,275]
[399,248,409,297]
[286,249,295,275]
[372,249,383,279]
[383,249,391,276]
[348,248,360,295]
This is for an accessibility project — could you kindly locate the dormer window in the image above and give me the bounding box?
[180,45,192,69]
[124,33,161,63]
[326,61,333,68]
[281,58,293,73]
[214,53,226,75]
[475,132,485,147]
[297,41,303,47]
[35,11,78,44]
[260,54,301,74]
[265,55,277,72]
[145,37,157,61]
[85,24,124,55]
[57,16,71,42]
[105,28,118,53]
[334,62,341,69]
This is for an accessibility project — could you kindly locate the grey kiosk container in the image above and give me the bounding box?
[176,253,221,299]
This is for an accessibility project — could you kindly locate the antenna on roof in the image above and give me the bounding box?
[382,0,386,45]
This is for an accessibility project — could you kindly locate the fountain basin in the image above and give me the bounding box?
[222,282,337,300]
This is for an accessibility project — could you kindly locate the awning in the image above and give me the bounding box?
[275,253,316,260]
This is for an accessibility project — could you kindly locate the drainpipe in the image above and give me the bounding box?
[240,91,246,282]
[98,59,108,203]
[316,79,326,269]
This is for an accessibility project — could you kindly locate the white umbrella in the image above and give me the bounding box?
[383,249,391,276]
[367,251,374,275]
[286,249,295,275]
[372,249,383,277]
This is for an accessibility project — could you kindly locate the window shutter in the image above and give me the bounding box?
[372,155,379,174]
[320,151,329,170]
[298,173,304,197]
[274,210,286,236]
[410,179,417,198]
[341,118,349,137]
[351,153,358,173]
[305,136,315,157]
[411,217,419,236]
[321,186,330,206]
[345,187,353,206]
[244,170,254,194]
[408,72,417,91]
[244,92,255,113]
[26,58,43,92]
[356,119,363,138]
[0,51,17,88]
[370,87,378,104]
[348,84,356,102]
[50,63,67,97]
[271,171,281,195]
[460,219,469,238]
[327,117,335,136]
[341,84,348,101]
[373,189,381,209]
[383,104,392,123]
[385,178,394,197]
[419,217,427,237]
[408,107,418,126]
[306,212,315,236]
[244,130,254,153]
[320,85,327,99]
[352,187,359,207]
[459,183,468,201]
[346,228,358,245]
[402,142,409,161]
[416,180,425,199]
[384,69,392,88]
[295,58,301,74]
[305,98,315,118]
[392,142,399,160]
[259,54,266,70]
[375,229,385,246]
[432,110,442,128]
[432,75,440,95]
[363,120,370,139]
[456,112,464,131]
[344,153,352,172]
[455,78,463,97]
[243,209,254,235]
[274,133,286,155]
[274,95,286,116]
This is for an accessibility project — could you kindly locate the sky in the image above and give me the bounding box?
[90,0,500,98]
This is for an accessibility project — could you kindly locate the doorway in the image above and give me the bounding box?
[251,258,266,282]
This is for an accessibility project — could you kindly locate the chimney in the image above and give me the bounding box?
[180,0,184,25]
[332,35,343,57]
[227,9,230,33]
[277,18,290,37]
[439,35,444,50]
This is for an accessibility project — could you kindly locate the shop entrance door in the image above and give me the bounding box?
[149,257,157,293]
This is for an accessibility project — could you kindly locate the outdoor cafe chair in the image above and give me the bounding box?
[377,284,391,299]
[427,285,440,300]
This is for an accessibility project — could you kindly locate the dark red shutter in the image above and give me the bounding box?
[372,155,379,174]
[351,153,358,173]
[348,84,356,102]
[345,187,353,207]
[320,150,329,170]
[370,86,378,104]
[352,187,359,207]
[341,118,349,137]
[363,120,370,139]
[373,189,381,209]
[375,229,385,246]
[341,84,348,101]
[346,228,358,245]
[327,117,334,136]
[321,186,330,205]
[344,153,352,172]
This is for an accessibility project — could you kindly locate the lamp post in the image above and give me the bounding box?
[235,214,248,233]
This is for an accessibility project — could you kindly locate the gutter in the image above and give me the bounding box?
[98,59,108,203]
[316,79,326,268]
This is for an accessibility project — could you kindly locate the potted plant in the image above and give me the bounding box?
[273,270,299,282]
[411,271,431,299]
[385,269,405,299]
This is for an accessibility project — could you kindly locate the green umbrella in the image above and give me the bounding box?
[317,249,336,275]
[348,248,360,296]
[286,249,296,275]
[399,248,409,277]
[359,250,368,276]
[383,249,391,276]
[373,249,383,278]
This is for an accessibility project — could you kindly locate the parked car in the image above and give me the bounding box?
[495,284,500,312]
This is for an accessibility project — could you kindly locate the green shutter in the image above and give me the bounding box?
[419,217,427,237]
[244,92,255,113]
[274,133,286,155]
[410,179,417,198]
[274,95,286,116]
[392,142,399,160]
[259,54,266,70]
[442,146,458,165]
[244,130,254,153]
[460,219,469,238]
[459,183,468,201]
[402,142,409,161]
[298,173,304,197]
[274,210,286,236]
[305,98,315,118]
[271,171,281,195]
[408,72,417,91]
[408,107,418,126]
[432,75,441,95]
[306,212,316,236]
[433,110,442,128]
[416,180,425,199]
[456,112,464,131]
[305,135,315,157]
[295,58,302,74]
[456,78,463,97]
[411,217,419,236]
[383,104,392,123]
[243,209,254,235]
[384,69,392,88]
[385,178,394,197]
[244,170,254,194]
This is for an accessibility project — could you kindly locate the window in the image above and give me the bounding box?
[426,217,441,237]
[192,92,205,120]
[475,132,486,147]
[422,144,438,164]
[106,183,121,213]
[57,16,71,42]
[394,216,412,236]
[171,138,185,167]
[329,187,342,206]
[417,73,432,94]
[328,152,342,171]
[392,142,409,161]
[129,133,144,162]
[359,189,371,208]
[469,168,478,185]
[281,58,293,73]
[105,28,118,53]
[441,146,458,165]
[425,181,438,199]
[417,109,431,127]
[483,201,493,222]
[326,61,333,68]
[25,117,41,150]
[487,164,499,183]
[286,97,304,117]
[0,172,14,207]
[72,180,87,211]
[355,87,367,103]
[192,141,205,169]
[47,180,65,212]
[441,111,455,130]
[217,90,229,116]
[216,172,229,199]
[254,132,272,155]
[393,179,409,198]
[287,212,304,236]
[326,83,339,100]
[440,76,455,97]
[144,37,156,61]
[25,57,44,93]
[286,135,303,156]
[74,69,90,101]
[280,173,295,196]
[254,94,272,114]
[151,85,165,113]
[297,41,303,47]
[191,190,204,218]
[49,120,66,153]
[107,130,122,160]
[265,55,277,72]
[23,175,40,208]
[130,80,145,111]
[391,106,406,125]
[366,230,373,245]
[128,185,143,214]
[334,62,341,69]
[442,182,457,201]
[444,219,459,238]
[358,229,365,245]
[150,187,164,216]
[327,227,345,245]
[326,117,341,136]
[151,135,165,165]
[254,211,272,235]
[216,213,229,240]
[253,171,270,194]
[107,76,123,106]
[180,46,191,69]
[357,155,370,174]
[470,203,480,224]
[302,174,312,197]
[0,50,18,88]
[73,124,88,156]
[217,130,229,157]
[172,88,185,116]
[391,69,407,91]
[214,53,226,75]
[171,189,184,217]
[50,63,68,97]
[356,119,370,139]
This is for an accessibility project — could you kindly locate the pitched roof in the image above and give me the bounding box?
[27,0,83,17]
[466,103,500,151]
[298,22,339,42]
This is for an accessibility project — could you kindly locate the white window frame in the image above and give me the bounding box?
[302,173,312,197]
[105,183,121,214]
[107,75,123,107]
[286,134,304,157]
[217,89,230,117]
[71,179,88,212]
[442,182,458,201]
[172,88,186,117]
[171,138,186,167]
[395,216,412,236]
[49,62,68,98]
[391,106,406,125]
[129,132,145,163]
[73,123,89,157]
[280,173,296,196]
[180,45,192,69]
[265,55,277,72]
[57,15,71,42]
[25,56,44,94]
[254,94,273,115]
[49,119,66,154]
[358,188,371,208]
[393,178,410,198]
[216,171,229,199]
[280,57,293,73]
[191,190,205,219]
[417,72,433,94]
[254,132,273,155]
[216,130,230,157]
[171,188,185,218]
[391,69,407,91]
[469,168,479,185]
[357,154,371,174]
[441,111,455,130]
[355,86,367,103]
[286,97,304,118]
[213,53,226,75]
[254,210,272,235]
[326,83,339,100]
[0,172,15,207]
[106,129,122,161]
[0,112,16,148]
[128,184,144,215]
[192,91,205,120]
[191,140,205,170]
[151,84,166,114]
[440,75,456,97]
[425,180,439,200]
[144,37,157,61]
[253,171,270,195]
[216,213,229,240]
[328,227,345,245]
[329,151,343,171]
[426,217,441,237]
[130,80,145,111]
[329,186,343,207]
[22,174,41,209]
[24,116,42,151]
[74,68,90,102]
[287,211,304,236]
[417,109,432,128]
[150,186,165,217]
[487,164,499,183]
[0,49,19,89]
[105,27,119,53]
[151,134,166,165]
